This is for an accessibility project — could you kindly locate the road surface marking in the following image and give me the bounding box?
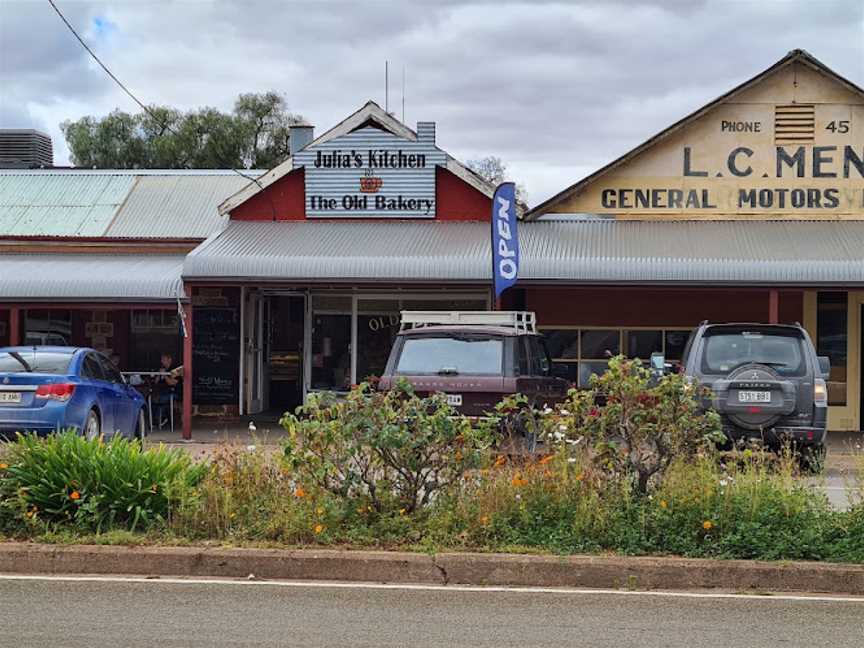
[1,573,862,603]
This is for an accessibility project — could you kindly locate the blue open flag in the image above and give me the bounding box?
[491,182,519,299]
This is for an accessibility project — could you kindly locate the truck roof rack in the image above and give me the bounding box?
[400,311,537,333]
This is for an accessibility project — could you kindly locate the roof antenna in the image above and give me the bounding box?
[385,60,389,113]
[402,65,406,122]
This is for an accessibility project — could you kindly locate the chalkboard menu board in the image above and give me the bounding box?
[192,307,239,405]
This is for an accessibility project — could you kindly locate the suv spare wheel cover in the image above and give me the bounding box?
[725,363,789,430]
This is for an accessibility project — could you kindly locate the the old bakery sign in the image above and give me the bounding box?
[294,125,446,218]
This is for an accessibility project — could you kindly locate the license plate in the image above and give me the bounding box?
[0,392,22,404]
[738,391,771,403]
[446,394,463,406]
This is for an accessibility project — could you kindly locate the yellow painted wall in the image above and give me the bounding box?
[549,63,864,219]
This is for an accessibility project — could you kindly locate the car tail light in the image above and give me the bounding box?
[35,383,76,401]
[814,378,828,406]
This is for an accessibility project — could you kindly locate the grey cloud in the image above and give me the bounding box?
[0,0,861,204]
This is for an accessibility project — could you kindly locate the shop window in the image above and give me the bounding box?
[311,296,352,392]
[24,310,72,346]
[129,309,180,373]
[543,327,691,388]
[664,331,691,362]
[626,330,663,360]
[817,292,847,406]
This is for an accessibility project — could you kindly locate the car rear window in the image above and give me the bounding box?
[396,336,504,376]
[701,329,806,376]
[0,351,73,374]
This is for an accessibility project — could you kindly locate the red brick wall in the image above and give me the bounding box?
[230,168,306,221]
[527,287,804,327]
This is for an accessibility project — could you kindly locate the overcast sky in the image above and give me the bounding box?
[1,0,862,205]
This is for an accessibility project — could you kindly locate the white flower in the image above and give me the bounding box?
[559,409,570,416]
[558,424,568,432]
[246,445,256,452]
[543,407,553,415]
[515,494,522,500]
[248,421,257,432]
[719,479,728,487]
[568,457,578,464]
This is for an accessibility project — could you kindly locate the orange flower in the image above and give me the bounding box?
[702,520,713,530]
[0,462,8,470]
[479,514,490,525]
[660,500,668,509]
[510,474,528,488]
[494,455,507,467]
[69,490,81,501]
[26,510,34,518]
[313,523,325,535]
[294,487,306,498]
[575,473,585,482]
[538,455,553,465]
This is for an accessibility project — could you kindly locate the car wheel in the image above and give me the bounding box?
[83,409,101,442]
[134,409,146,441]
[798,444,826,475]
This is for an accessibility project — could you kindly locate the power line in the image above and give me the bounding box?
[46,0,279,219]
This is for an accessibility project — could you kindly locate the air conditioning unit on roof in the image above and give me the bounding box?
[399,311,536,333]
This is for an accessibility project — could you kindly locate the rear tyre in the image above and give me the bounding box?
[83,409,101,442]
[134,409,147,441]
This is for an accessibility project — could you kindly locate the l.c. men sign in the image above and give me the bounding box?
[598,143,864,212]
[294,126,446,218]
[544,61,864,219]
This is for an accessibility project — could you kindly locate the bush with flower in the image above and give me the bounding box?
[280,380,492,516]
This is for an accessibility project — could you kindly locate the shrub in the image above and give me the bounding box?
[281,381,492,514]
[541,356,724,493]
[0,432,205,533]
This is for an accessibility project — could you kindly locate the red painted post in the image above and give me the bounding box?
[768,289,779,324]
[182,302,193,440]
[9,307,20,345]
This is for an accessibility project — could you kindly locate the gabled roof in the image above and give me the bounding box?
[217,100,498,215]
[527,49,864,219]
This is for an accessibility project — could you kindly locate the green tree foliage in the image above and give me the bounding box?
[60,92,304,170]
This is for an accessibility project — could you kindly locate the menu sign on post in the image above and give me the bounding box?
[295,125,446,218]
[192,307,239,405]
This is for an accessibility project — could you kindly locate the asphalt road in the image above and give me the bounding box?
[1,576,862,648]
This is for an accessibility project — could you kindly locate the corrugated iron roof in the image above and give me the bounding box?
[0,170,262,239]
[105,174,251,238]
[183,219,864,286]
[0,253,185,301]
[0,173,134,236]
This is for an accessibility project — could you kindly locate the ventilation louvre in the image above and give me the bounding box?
[775,104,815,144]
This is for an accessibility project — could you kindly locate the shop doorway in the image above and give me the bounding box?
[245,293,306,417]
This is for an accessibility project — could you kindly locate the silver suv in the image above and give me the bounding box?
[671,322,830,460]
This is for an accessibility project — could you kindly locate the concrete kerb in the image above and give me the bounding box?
[2,543,864,595]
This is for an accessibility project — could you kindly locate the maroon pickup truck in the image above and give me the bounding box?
[377,312,569,416]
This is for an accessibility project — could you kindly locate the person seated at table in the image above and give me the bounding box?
[152,353,180,428]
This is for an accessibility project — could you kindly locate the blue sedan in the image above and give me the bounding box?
[0,347,146,440]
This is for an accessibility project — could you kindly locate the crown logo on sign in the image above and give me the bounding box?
[359,169,383,193]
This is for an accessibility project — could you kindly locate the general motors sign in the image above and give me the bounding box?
[294,126,446,218]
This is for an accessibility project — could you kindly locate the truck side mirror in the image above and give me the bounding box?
[817,356,831,379]
[650,352,666,372]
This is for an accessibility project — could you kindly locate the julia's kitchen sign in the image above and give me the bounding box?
[294,125,446,218]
